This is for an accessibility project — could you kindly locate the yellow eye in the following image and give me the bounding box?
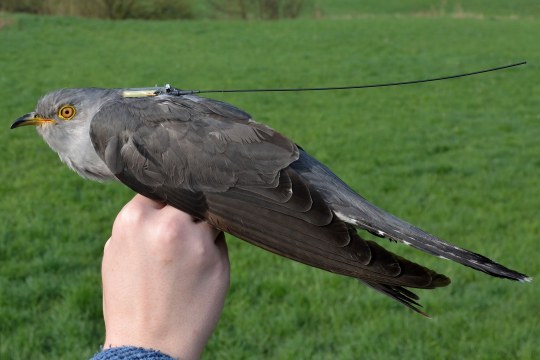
[58,105,76,120]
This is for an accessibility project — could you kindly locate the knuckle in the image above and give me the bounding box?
[154,215,188,242]
[148,216,191,258]
[115,201,146,228]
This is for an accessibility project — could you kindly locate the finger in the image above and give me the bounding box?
[214,232,229,257]
[104,238,112,252]
[115,195,167,229]
[159,203,196,223]
[194,220,222,241]
[131,194,167,210]
[213,228,224,242]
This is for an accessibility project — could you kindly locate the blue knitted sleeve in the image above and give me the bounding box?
[90,346,177,360]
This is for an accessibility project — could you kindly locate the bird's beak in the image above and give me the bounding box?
[10,112,55,129]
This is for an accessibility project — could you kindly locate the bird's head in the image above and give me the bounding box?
[11,88,118,130]
[11,88,121,181]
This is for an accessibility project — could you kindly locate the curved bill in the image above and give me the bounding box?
[11,113,55,129]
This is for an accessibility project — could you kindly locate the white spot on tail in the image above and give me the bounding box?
[335,211,360,226]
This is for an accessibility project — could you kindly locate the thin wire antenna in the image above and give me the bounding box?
[165,61,526,96]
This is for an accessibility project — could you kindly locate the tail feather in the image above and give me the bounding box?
[351,208,531,282]
[292,150,531,282]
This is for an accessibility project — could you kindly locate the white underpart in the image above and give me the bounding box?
[37,121,114,181]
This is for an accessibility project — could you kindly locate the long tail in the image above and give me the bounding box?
[292,150,531,282]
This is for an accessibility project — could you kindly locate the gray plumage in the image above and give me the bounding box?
[12,87,530,315]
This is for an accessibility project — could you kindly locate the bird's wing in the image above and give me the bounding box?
[90,94,450,314]
[90,94,298,191]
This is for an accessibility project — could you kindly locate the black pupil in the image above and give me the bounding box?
[63,108,71,117]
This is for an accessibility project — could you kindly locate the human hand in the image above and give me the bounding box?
[101,195,230,360]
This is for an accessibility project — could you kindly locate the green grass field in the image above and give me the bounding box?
[1,2,539,359]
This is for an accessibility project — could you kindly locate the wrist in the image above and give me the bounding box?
[91,346,177,360]
[103,330,205,360]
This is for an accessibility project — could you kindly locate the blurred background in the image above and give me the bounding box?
[1,1,539,359]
